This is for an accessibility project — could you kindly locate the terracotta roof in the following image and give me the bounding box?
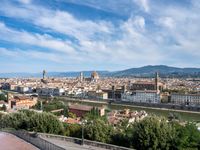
[69,104,93,111]
[65,118,80,124]
[0,101,6,105]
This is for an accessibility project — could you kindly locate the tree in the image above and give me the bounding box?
[0,94,7,101]
[29,112,64,134]
[63,123,82,137]
[132,116,172,150]
[68,112,76,118]
[111,120,133,147]
[84,118,113,143]
[2,104,7,112]
[166,121,200,150]
[0,112,29,129]
[0,110,64,135]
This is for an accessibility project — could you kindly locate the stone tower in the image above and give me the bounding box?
[43,70,46,80]
[80,72,83,82]
[155,72,159,93]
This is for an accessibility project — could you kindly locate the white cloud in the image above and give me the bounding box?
[0,47,64,63]
[157,17,175,29]
[0,0,200,70]
[0,22,76,54]
[17,0,31,4]
[134,0,150,12]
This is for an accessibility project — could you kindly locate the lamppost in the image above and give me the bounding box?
[81,119,87,145]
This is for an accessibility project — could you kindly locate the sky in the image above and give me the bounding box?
[0,0,200,73]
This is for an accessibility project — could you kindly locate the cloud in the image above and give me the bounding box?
[134,0,150,12]
[17,0,32,4]
[0,47,64,63]
[0,0,200,72]
[0,22,76,54]
[157,17,175,29]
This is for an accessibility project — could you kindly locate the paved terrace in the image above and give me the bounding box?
[39,133,133,150]
[0,132,39,150]
[41,137,106,150]
[1,130,133,150]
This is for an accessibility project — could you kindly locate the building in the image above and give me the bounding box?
[122,90,160,103]
[87,90,108,99]
[107,109,148,126]
[15,86,32,93]
[80,72,84,82]
[129,72,163,92]
[8,95,37,110]
[155,72,159,93]
[41,70,48,84]
[68,104,105,117]
[102,86,125,100]
[0,101,8,108]
[36,87,65,96]
[171,93,200,106]
[91,71,99,82]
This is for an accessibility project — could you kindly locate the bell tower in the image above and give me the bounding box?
[155,72,159,93]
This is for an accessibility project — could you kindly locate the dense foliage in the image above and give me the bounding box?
[0,110,64,134]
[0,93,7,101]
[33,100,68,116]
[0,109,199,149]
[84,118,113,143]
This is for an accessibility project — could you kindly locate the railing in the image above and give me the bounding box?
[2,130,65,150]
[39,133,134,150]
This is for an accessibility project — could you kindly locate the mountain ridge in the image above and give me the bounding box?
[0,65,200,78]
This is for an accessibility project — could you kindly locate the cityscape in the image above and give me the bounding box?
[0,0,200,150]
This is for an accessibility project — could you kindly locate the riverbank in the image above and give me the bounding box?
[53,97,200,122]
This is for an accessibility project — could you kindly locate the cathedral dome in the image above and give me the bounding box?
[91,71,99,79]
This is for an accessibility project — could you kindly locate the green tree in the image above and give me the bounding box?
[2,104,7,112]
[29,112,64,134]
[111,120,133,147]
[0,112,29,129]
[132,116,172,150]
[84,118,113,143]
[170,122,200,150]
[63,123,82,137]
[0,110,64,135]
[0,94,7,101]
[68,112,76,118]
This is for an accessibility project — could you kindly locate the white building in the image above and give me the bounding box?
[36,87,65,96]
[122,90,160,103]
[15,86,32,93]
[171,93,200,106]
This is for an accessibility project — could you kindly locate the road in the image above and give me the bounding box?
[0,132,39,150]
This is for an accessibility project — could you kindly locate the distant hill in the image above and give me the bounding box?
[0,71,109,78]
[0,65,200,78]
[111,65,200,77]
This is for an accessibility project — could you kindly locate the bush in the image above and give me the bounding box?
[63,123,82,137]
[0,110,64,134]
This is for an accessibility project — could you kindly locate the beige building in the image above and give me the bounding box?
[8,95,37,110]
[171,93,200,106]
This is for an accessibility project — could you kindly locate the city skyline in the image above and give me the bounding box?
[0,0,200,73]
